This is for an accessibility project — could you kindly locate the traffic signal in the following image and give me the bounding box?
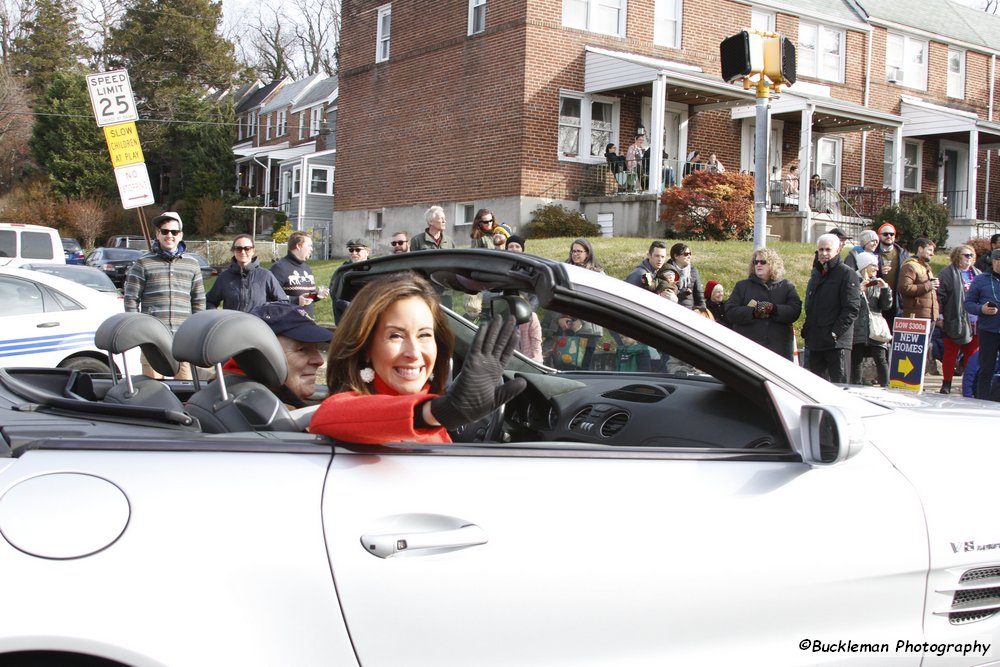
[720,31,764,84]
[764,35,796,86]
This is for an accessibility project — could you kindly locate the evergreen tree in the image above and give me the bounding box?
[11,0,90,98]
[28,70,116,199]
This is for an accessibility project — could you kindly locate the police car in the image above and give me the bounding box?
[0,266,138,374]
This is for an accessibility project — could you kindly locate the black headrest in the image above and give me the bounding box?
[172,310,287,387]
[95,312,179,376]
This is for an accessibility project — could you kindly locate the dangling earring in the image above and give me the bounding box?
[429,372,435,382]
[359,366,375,384]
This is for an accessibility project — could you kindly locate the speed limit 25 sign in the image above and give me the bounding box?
[86,70,138,127]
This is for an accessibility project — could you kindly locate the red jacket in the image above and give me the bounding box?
[309,376,452,444]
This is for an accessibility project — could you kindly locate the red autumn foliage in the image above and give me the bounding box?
[659,170,754,240]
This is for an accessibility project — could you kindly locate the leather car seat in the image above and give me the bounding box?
[95,312,186,413]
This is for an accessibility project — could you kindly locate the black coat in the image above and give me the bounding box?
[206,257,288,312]
[803,255,861,351]
[726,275,802,360]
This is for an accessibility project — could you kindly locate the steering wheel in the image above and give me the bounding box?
[448,380,509,443]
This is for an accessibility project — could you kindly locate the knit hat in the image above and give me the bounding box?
[855,252,879,273]
[492,223,513,239]
[858,229,878,245]
[704,280,721,302]
[877,223,896,236]
[506,234,526,249]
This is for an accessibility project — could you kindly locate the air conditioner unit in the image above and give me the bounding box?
[887,69,903,83]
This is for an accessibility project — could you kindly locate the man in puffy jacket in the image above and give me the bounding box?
[898,238,940,320]
[206,234,288,312]
[803,233,860,383]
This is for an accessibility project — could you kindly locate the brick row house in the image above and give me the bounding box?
[233,74,339,240]
[332,0,1000,249]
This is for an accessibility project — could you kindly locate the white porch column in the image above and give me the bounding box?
[892,126,903,204]
[798,104,813,242]
[647,72,668,194]
[968,129,979,220]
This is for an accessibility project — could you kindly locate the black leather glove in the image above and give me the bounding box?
[430,315,528,430]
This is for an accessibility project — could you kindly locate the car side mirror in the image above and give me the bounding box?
[489,294,533,325]
[800,405,865,466]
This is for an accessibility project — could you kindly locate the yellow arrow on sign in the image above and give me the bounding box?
[103,121,144,168]
[897,356,914,377]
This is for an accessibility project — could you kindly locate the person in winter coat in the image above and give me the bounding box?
[898,238,940,321]
[470,209,496,248]
[726,248,802,360]
[843,229,879,271]
[937,244,980,394]
[206,234,288,312]
[311,272,526,443]
[625,241,669,290]
[803,233,861,383]
[704,280,730,328]
[965,249,1000,402]
[849,252,893,387]
[271,231,327,316]
[874,223,909,328]
[665,243,705,310]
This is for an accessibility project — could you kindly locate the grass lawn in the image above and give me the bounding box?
[274,237,951,338]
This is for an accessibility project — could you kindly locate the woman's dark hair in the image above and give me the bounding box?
[325,271,454,395]
[670,242,689,259]
[471,208,495,241]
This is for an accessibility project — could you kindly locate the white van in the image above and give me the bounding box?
[0,223,65,267]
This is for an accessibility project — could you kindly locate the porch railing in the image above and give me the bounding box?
[583,157,721,197]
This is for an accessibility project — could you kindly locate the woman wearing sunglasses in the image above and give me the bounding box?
[206,233,289,312]
[725,248,802,361]
[938,244,980,394]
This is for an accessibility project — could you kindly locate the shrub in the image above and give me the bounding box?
[60,198,108,249]
[873,195,949,249]
[968,236,992,263]
[271,221,293,243]
[196,197,226,237]
[659,170,754,241]
[523,203,600,239]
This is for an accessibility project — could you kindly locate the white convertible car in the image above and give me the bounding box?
[0,250,998,667]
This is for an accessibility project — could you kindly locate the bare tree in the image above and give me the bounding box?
[236,2,300,80]
[61,197,108,249]
[77,0,125,70]
[293,0,339,75]
[0,0,32,64]
[0,63,32,192]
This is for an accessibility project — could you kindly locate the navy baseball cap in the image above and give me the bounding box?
[250,302,332,343]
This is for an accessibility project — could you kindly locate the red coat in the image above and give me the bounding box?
[309,376,452,444]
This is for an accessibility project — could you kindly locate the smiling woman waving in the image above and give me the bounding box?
[310,272,526,443]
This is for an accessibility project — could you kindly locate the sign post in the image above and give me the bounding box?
[888,317,933,392]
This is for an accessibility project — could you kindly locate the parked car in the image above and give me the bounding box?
[0,222,64,267]
[0,266,137,374]
[85,247,144,287]
[186,250,218,281]
[104,235,150,250]
[20,262,122,302]
[0,250,999,666]
[61,237,86,265]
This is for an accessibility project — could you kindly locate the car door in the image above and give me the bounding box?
[321,437,927,666]
[0,274,92,368]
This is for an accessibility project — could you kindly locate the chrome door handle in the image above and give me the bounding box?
[36,322,60,328]
[361,523,487,559]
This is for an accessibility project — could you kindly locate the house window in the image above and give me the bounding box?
[797,22,844,83]
[562,0,625,37]
[948,47,965,99]
[376,4,391,63]
[325,108,337,150]
[457,203,475,226]
[292,166,301,196]
[558,92,618,160]
[814,137,841,191]
[310,107,322,137]
[310,166,332,195]
[884,138,921,191]
[282,171,293,204]
[750,8,774,33]
[247,111,256,138]
[298,112,305,140]
[276,110,287,136]
[265,115,272,140]
[469,0,486,35]
[654,0,681,48]
[886,33,927,90]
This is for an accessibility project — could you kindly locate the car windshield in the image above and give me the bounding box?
[62,239,81,252]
